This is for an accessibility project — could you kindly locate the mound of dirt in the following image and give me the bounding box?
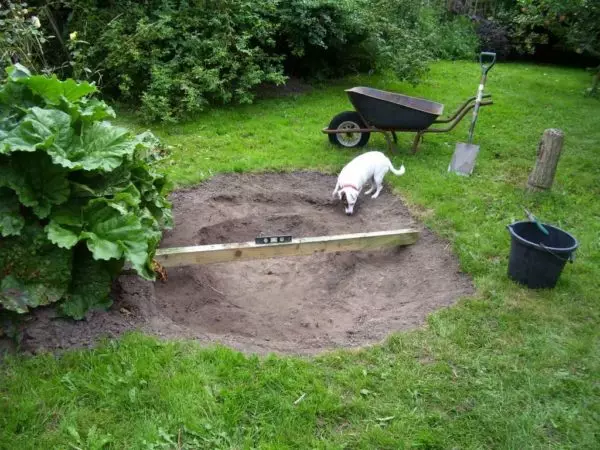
[2,172,473,355]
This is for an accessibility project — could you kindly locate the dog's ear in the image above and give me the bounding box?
[338,191,344,201]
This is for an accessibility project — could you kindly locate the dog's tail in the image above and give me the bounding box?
[389,162,406,176]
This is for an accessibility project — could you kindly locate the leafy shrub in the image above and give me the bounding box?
[0,1,51,76]
[358,0,432,83]
[564,0,600,59]
[420,9,479,60]
[43,0,481,122]
[65,0,286,122]
[361,0,478,83]
[0,65,172,319]
[504,0,599,92]
[507,0,599,57]
[475,17,512,59]
[273,0,374,78]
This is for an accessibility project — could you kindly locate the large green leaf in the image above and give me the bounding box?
[0,107,73,154]
[0,187,25,237]
[75,121,137,171]
[45,221,81,249]
[59,250,113,320]
[143,194,174,229]
[80,200,152,279]
[132,131,170,163]
[69,166,133,198]
[44,201,87,249]
[17,74,97,105]
[6,64,31,80]
[2,107,135,171]
[43,119,136,172]
[0,90,29,131]
[0,275,67,314]
[0,151,70,218]
[63,97,116,123]
[130,162,173,229]
[0,224,72,313]
[49,201,86,226]
[0,67,37,131]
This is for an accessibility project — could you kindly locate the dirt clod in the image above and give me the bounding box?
[1,172,473,355]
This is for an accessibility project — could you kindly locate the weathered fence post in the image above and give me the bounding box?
[527,129,564,192]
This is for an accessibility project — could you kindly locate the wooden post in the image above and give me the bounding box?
[527,129,564,192]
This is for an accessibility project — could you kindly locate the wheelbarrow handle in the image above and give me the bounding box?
[480,52,497,75]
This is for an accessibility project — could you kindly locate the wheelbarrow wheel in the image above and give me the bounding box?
[328,111,370,148]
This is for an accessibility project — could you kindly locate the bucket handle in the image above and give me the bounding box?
[539,243,575,263]
[507,225,576,263]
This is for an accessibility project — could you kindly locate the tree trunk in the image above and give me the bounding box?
[527,129,564,192]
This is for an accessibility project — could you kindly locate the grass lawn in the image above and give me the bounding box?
[1,61,599,449]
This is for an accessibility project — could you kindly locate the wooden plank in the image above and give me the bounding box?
[155,229,419,268]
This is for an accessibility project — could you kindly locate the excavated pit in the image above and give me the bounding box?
[4,172,473,355]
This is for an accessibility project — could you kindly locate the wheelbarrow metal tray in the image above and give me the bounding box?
[346,87,445,131]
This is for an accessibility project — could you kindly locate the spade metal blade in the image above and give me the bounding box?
[448,142,480,176]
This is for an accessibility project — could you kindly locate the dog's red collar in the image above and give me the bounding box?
[341,184,359,191]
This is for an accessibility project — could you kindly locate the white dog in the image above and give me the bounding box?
[332,151,405,215]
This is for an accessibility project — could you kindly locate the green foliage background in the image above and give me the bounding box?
[4,0,478,122]
[2,1,599,121]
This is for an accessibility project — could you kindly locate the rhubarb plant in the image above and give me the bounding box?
[0,65,172,319]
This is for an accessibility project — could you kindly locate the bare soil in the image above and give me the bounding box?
[2,173,473,355]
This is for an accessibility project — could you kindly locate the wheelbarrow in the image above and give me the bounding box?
[322,54,495,153]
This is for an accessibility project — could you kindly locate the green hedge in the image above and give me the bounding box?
[11,0,478,122]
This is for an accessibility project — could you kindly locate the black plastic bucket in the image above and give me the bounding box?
[507,221,578,289]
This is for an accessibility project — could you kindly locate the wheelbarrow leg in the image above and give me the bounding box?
[412,132,424,154]
[384,132,398,154]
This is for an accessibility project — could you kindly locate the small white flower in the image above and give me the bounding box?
[31,15,41,28]
[69,31,78,41]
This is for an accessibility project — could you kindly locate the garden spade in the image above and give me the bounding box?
[449,52,496,176]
